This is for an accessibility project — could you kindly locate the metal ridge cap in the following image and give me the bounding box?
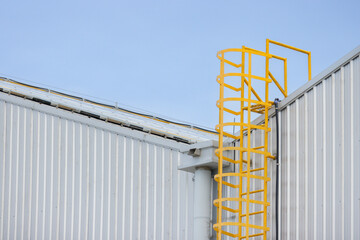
[0,88,217,145]
[0,78,217,141]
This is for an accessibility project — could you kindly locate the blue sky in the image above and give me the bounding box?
[1,0,359,129]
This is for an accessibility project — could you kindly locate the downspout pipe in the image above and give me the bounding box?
[178,141,219,240]
[193,167,212,240]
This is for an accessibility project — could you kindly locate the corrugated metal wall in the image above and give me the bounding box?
[279,54,360,240]
[0,97,194,240]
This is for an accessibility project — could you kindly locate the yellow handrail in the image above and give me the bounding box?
[267,39,311,81]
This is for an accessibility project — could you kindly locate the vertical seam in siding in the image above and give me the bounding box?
[0,103,6,239]
[100,131,104,239]
[27,110,36,239]
[129,139,134,239]
[331,73,336,240]
[305,93,309,240]
[137,142,142,240]
[296,100,299,240]
[121,137,127,240]
[63,120,68,239]
[177,153,180,240]
[70,123,75,240]
[169,150,173,240]
[278,110,282,240]
[77,124,83,240]
[43,115,50,240]
[185,172,188,240]
[323,78,327,240]
[27,109,34,240]
[313,86,318,239]
[91,129,97,240]
[13,106,20,240]
[0,102,6,239]
[350,60,354,240]
[145,143,149,239]
[20,108,27,240]
[107,133,111,240]
[6,104,13,240]
[341,66,345,239]
[286,106,290,240]
[56,119,62,240]
[114,135,119,240]
[161,148,165,240]
[153,146,157,239]
[85,126,90,240]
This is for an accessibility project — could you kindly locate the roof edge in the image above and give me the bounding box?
[279,44,360,110]
[0,90,191,150]
[0,77,218,144]
[251,44,360,127]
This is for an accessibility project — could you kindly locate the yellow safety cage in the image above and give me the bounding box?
[214,39,311,240]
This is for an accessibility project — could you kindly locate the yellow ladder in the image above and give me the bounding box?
[214,40,311,239]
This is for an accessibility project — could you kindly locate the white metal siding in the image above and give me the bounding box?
[0,98,194,240]
[278,54,360,239]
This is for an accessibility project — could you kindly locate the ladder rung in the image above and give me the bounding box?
[217,229,238,238]
[223,83,241,92]
[240,232,265,239]
[221,180,240,189]
[223,107,241,116]
[241,189,264,196]
[241,167,265,173]
[221,205,239,213]
[253,146,264,150]
[240,210,265,218]
[241,107,265,113]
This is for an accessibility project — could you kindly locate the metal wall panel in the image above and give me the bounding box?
[277,54,360,240]
[0,98,195,240]
[244,51,360,240]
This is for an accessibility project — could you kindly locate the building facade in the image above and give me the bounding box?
[0,44,359,240]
